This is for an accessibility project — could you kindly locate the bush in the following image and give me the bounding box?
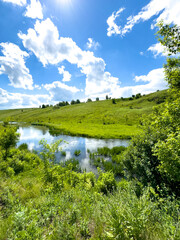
[18,143,28,151]
[96,170,117,194]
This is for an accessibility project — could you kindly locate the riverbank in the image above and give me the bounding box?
[32,122,139,139]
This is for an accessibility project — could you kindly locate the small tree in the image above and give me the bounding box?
[106,95,109,100]
[0,126,19,160]
[112,98,116,104]
[96,97,99,101]
[87,98,92,103]
[39,139,63,166]
[76,99,80,104]
[135,93,142,99]
[71,100,75,105]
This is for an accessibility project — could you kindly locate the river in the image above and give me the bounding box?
[17,124,129,172]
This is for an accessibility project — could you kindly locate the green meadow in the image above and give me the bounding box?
[0,90,167,138]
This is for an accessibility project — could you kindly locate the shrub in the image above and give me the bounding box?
[96,170,117,194]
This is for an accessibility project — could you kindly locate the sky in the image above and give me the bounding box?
[0,0,179,109]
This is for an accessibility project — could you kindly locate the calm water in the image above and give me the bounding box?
[17,125,129,172]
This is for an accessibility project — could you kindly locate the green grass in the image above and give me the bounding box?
[0,156,179,240]
[0,90,168,138]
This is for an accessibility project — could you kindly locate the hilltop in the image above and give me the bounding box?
[0,90,168,138]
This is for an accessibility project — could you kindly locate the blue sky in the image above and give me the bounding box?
[0,0,179,109]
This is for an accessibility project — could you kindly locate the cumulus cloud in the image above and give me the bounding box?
[0,42,33,89]
[58,66,71,82]
[107,8,125,37]
[18,18,82,66]
[2,0,26,6]
[135,68,165,83]
[0,87,50,109]
[111,68,167,98]
[18,18,120,98]
[86,38,100,50]
[24,0,43,19]
[107,0,180,37]
[82,58,120,97]
[44,81,80,101]
[148,42,169,57]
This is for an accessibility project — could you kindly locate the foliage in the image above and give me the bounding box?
[74,149,81,156]
[18,143,28,151]
[0,125,179,239]
[157,22,180,54]
[88,146,126,177]
[123,22,180,197]
[164,57,180,90]
[96,169,117,194]
[0,126,19,160]
[153,132,180,184]
[87,98,92,102]
[112,98,116,104]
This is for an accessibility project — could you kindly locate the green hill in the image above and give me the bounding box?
[0,90,168,138]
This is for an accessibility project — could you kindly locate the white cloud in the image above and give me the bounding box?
[82,58,120,97]
[18,18,83,66]
[24,0,43,19]
[148,42,169,57]
[108,68,167,98]
[107,8,125,37]
[2,0,26,6]
[34,84,41,89]
[134,68,164,83]
[18,18,121,98]
[44,81,80,101]
[0,42,33,89]
[0,87,50,109]
[86,38,100,50]
[58,66,71,82]
[107,0,180,37]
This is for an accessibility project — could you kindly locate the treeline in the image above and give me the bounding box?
[39,93,144,109]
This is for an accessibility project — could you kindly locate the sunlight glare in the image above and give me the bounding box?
[56,0,72,6]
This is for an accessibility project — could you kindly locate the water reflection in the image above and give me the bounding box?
[17,125,129,172]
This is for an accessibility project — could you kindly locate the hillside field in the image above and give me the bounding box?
[0,90,167,138]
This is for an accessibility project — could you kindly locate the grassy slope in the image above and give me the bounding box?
[0,90,167,138]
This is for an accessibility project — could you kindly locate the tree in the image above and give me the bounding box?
[156,22,180,55]
[112,98,116,104]
[0,126,19,160]
[39,139,63,166]
[135,93,141,99]
[164,58,180,90]
[87,98,92,103]
[123,22,180,197]
[156,23,180,92]
[76,99,80,104]
[106,95,109,100]
[96,97,99,101]
[71,100,75,105]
